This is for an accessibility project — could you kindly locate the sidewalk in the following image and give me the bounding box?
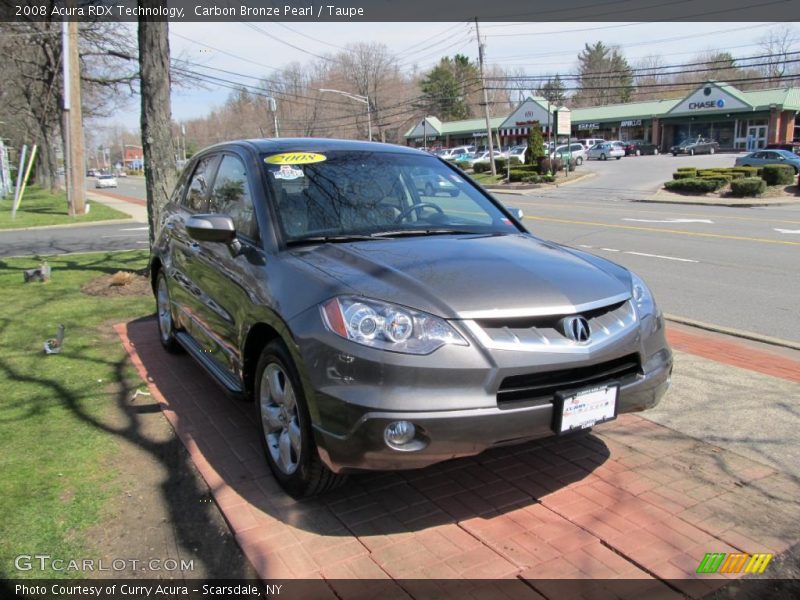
[88,190,148,222]
[115,320,800,596]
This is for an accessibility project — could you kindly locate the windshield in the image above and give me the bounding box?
[263,150,520,242]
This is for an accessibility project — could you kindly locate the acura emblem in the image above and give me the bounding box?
[561,316,591,342]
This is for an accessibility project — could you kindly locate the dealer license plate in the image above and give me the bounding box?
[554,385,618,434]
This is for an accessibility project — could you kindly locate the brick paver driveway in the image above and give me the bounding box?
[116,318,800,598]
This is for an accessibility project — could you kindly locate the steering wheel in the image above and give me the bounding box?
[394,202,445,223]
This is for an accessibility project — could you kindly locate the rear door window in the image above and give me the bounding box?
[209,155,258,240]
[183,155,220,213]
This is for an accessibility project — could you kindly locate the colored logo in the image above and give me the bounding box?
[717,99,726,108]
[264,152,326,165]
[696,552,772,574]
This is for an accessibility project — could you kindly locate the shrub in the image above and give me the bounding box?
[673,172,696,180]
[698,173,733,182]
[760,164,795,186]
[664,178,723,194]
[508,169,531,182]
[538,158,564,174]
[473,161,488,173]
[521,174,543,183]
[730,177,766,197]
[527,128,546,165]
[676,167,697,172]
[731,166,760,176]
[494,157,508,171]
[542,173,555,183]
[508,156,523,165]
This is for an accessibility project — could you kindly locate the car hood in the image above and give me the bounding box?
[292,233,631,318]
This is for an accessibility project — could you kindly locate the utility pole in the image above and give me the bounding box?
[63,18,86,215]
[268,97,280,138]
[474,18,496,177]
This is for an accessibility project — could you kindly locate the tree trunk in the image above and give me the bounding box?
[138,4,176,248]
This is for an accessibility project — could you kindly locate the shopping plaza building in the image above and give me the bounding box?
[404,81,800,151]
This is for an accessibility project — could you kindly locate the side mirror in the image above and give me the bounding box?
[507,207,524,220]
[186,214,236,244]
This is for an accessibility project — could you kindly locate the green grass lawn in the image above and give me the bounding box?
[0,251,152,578]
[469,172,507,185]
[0,185,130,230]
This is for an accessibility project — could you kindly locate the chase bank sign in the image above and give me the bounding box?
[688,99,725,110]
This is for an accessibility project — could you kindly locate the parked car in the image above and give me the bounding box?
[552,143,587,165]
[410,166,460,196]
[577,138,605,151]
[151,139,672,497]
[670,137,719,156]
[734,149,800,173]
[464,151,492,168]
[440,145,475,160]
[507,145,528,164]
[624,140,659,156]
[587,142,624,160]
[765,141,800,155]
[94,174,118,188]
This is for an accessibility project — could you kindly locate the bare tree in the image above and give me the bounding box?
[758,26,797,86]
[138,5,176,247]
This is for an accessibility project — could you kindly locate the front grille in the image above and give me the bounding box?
[497,353,641,405]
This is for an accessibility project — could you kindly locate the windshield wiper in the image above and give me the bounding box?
[286,234,377,246]
[369,229,486,238]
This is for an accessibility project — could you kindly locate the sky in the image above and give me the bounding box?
[99,20,792,132]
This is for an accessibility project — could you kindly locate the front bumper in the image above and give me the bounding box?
[290,309,673,474]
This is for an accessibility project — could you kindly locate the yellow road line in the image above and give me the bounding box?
[523,215,800,246]
[514,199,800,226]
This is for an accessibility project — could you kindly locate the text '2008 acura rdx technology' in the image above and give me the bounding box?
[151,139,672,497]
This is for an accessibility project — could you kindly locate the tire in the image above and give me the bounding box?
[689,149,695,156]
[709,147,715,155]
[576,156,583,166]
[255,340,346,498]
[654,149,659,155]
[424,182,434,196]
[635,149,641,156]
[600,153,607,161]
[616,156,622,160]
[155,270,182,354]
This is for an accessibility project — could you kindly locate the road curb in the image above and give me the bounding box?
[665,313,800,351]
[638,190,800,207]
[486,171,596,195]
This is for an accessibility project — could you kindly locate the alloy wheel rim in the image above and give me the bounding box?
[260,363,301,475]
[157,277,172,343]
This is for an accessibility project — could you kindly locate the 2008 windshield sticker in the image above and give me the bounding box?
[264,152,327,165]
[273,165,305,180]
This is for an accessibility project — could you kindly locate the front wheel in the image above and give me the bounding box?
[616,156,622,160]
[600,153,607,161]
[255,341,345,497]
[155,271,182,353]
[689,149,695,156]
[709,147,715,155]
[576,156,583,165]
[654,149,659,155]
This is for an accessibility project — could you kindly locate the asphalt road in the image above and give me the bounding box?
[494,154,800,344]
[0,222,149,257]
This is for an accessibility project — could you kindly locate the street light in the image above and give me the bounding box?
[319,88,371,141]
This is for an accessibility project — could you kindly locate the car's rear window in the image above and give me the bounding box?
[261,150,519,241]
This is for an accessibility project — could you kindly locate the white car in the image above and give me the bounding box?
[552,143,587,165]
[578,138,605,151]
[587,142,625,161]
[440,145,475,160]
[507,145,528,164]
[95,174,118,188]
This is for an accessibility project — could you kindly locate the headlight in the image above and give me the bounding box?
[321,296,467,355]
[630,271,656,317]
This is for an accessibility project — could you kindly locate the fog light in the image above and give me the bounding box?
[384,421,416,447]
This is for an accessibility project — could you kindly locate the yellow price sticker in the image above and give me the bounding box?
[264,152,327,165]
